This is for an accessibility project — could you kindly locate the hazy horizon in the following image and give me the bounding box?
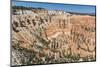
[12,0,96,14]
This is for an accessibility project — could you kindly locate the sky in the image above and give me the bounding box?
[12,0,96,14]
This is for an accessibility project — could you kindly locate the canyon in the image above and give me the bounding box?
[11,7,96,65]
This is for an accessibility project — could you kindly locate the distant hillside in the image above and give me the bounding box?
[12,6,47,10]
[66,11,96,16]
[12,6,95,16]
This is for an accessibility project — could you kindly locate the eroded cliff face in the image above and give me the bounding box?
[11,9,96,65]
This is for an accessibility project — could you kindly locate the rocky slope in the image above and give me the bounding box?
[11,7,96,66]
